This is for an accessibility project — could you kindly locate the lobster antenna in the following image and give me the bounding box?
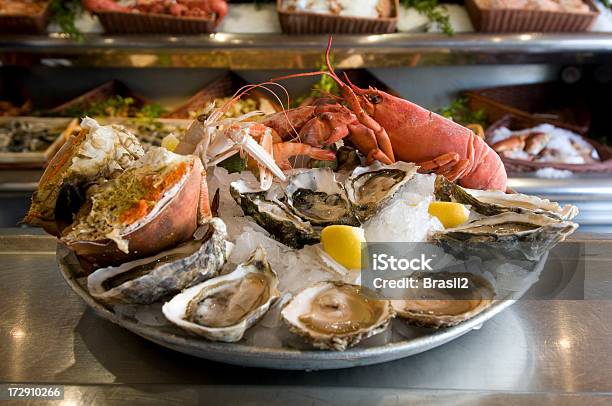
[228,82,291,112]
[270,70,343,86]
[325,36,342,85]
[342,72,364,93]
[228,81,303,143]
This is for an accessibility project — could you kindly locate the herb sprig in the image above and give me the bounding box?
[436,97,487,127]
[401,0,454,36]
[50,0,84,41]
[61,96,166,120]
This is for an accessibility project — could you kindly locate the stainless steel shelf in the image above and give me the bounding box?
[1,33,612,68]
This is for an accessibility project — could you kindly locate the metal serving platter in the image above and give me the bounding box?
[56,245,540,371]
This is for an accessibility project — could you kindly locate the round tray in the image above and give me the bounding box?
[58,247,529,371]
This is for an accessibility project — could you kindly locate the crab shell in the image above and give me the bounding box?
[25,125,85,236]
[64,158,204,269]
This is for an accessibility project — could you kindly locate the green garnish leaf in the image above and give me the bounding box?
[401,0,454,36]
[436,97,488,127]
[50,0,84,41]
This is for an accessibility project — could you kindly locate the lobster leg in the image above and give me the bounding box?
[418,153,472,182]
[418,152,460,173]
[340,87,396,163]
[444,159,471,182]
[347,123,393,164]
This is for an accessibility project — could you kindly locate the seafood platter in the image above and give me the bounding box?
[27,42,579,369]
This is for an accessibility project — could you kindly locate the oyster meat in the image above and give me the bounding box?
[435,176,578,221]
[162,246,280,342]
[285,168,358,226]
[281,281,395,351]
[87,219,229,305]
[345,162,417,222]
[433,211,578,260]
[391,272,494,328]
[230,180,319,249]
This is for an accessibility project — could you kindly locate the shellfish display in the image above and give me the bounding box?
[34,88,579,358]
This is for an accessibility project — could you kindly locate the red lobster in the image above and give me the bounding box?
[266,38,508,191]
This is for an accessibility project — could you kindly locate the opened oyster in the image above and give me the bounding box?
[231,162,418,249]
[435,176,578,221]
[87,219,229,305]
[345,162,417,222]
[433,211,578,260]
[162,246,280,342]
[391,272,494,328]
[281,282,395,351]
[230,180,319,249]
[285,168,358,226]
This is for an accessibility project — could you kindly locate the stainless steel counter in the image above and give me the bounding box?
[1,231,611,404]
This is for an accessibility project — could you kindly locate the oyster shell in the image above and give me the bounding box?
[435,176,578,221]
[391,272,494,328]
[162,246,280,342]
[345,162,417,222]
[285,168,358,226]
[433,211,578,260]
[230,180,319,249]
[281,281,395,351]
[87,219,229,305]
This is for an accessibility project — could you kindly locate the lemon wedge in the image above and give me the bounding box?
[428,202,470,228]
[161,133,180,152]
[320,225,365,270]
